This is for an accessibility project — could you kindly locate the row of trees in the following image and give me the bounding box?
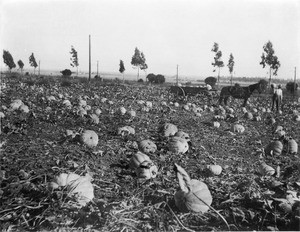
[1,41,284,84]
[3,50,38,74]
[211,40,281,85]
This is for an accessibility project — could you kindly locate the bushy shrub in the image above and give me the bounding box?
[25,72,29,76]
[61,69,72,77]
[205,76,217,88]
[146,73,165,84]
[138,79,144,83]
[286,82,298,93]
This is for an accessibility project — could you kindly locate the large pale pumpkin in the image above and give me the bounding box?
[10,99,23,110]
[80,130,99,148]
[168,137,189,154]
[265,140,283,156]
[287,138,298,154]
[231,124,245,133]
[174,164,212,213]
[162,123,178,137]
[51,173,94,207]
[258,162,275,176]
[174,131,190,142]
[130,151,151,169]
[138,140,157,154]
[135,160,158,179]
[118,126,135,136]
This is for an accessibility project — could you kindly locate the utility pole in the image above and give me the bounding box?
[176,65,179,86]
[97,60,99,77]
[38,60,40,76]
[294,67,297,98]
[89,35,91,81]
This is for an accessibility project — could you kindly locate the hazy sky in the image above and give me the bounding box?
[1,0,299,78]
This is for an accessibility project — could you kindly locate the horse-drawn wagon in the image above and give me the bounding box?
[169,85,218,100]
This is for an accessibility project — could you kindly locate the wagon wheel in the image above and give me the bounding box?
[168,86,187,102]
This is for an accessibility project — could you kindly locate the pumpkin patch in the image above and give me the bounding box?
[0,75,299,231]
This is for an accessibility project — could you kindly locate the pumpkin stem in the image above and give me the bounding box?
[174,163,192,193]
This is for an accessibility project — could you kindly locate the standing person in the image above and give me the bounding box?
[271,84,283,112]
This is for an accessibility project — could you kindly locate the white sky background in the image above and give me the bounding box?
[0,0,299,79]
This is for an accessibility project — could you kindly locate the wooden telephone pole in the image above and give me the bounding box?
[89,35,91,81]
[294,67,297,98]
[176,65,179,86]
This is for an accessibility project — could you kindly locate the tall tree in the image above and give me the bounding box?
[17,60,24,74]
[211,42,224,86]
[227,53,235,86]
[3,50,16,72]
[70,46,79,76]
[259,41,280,84]
[119,60,125,83]
[131,47,147,80]
[29,53,38,74]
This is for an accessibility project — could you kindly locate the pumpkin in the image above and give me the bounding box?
[138,140,157,154]
[258,162,275,176]
[47,96,56,101]
[118,107,126,115]
[146,101,153,108]
[118,126,135,136]
[207,165,222,175]
[268,117,276,125]
[244,112,253,120]
[78,108,87,117]
[287,138,298,154]
[231,124,245,133]
[183,105,190,111]
[80,130,99,148]
[162,123,178,137]
[213,121,220,128]
[85,105,92,111]
[241,107,247,113]
[293,115,300,122]
[161,101,167,106]
[274,125,283,134]
[127,110,136,117]
[130,151,151,169]
[168,137,189,154]
[135,160,158,179]
[62,99,72,108]
[227,108,234,114]
[95,108,102,115]
[174,163,212,213]
[174,131,190,142]
[78,99,87,107]
[260,107,266,113]
[265,140,283,156]
[252,108,258,113]
[50,172,94,207]
[19,104,29,113]
[174,102,180,107]
[10,99,23,110]
[100,97,107,103]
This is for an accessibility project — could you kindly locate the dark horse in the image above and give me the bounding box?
[219,80,267,106]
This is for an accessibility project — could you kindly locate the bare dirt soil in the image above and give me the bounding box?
[0,75,299,231]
